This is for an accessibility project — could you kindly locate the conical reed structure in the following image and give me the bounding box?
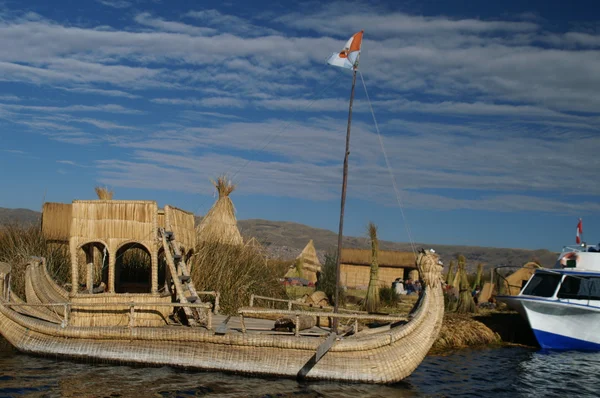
[94,186,113,200]
[446,260,455,286]
[363,222,380,313]
[196,175,243,246]
[455,254,477,313]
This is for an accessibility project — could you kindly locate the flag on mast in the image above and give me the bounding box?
[576,218,583,244]
[327,30,364,70]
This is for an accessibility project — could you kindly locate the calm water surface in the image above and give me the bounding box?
[0,338,599,397]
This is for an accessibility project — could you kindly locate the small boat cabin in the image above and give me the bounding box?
[41,200,196,326]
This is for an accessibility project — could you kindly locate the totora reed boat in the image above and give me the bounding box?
[0,31,444,383]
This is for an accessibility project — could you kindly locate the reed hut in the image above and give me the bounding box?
[244,237,265,254]
[477,282,494,304]
[284,240,322,284]
[340,248,415,289]
[40,200,196,294]
[196,176,243,246]
[504,262,540,295]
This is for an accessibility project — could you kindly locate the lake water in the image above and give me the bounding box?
[0,338,599,397]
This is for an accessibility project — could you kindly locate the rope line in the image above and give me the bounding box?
[358,70,417,258]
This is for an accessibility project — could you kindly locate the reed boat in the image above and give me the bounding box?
[0,245,443,383]
[0,30,445,382]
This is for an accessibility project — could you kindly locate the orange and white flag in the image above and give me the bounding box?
[327,30,363,70]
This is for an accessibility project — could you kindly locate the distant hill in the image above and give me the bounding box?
[237,219,558,270]
[0,207,40,225]
[1,207,558,270]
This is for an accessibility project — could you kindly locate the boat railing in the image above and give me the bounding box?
[239,305,405,337]
[3,301,214,330]
[249,294,367,314]
[195,290,220,314]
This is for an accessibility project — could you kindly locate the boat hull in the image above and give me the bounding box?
[0,286,444,383]
[516,297,600,350]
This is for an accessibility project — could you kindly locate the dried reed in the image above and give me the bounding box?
[294,257,304,279]
[0,224,70,297]
[446,260,455,286]
[431,314,500,353]
[196,175,243,246]
[95,186,114,200]
[379,286,400,307]
[340,248,414,267]
[317,253,345,306]
[455,255,477,314]
[363,222,380,313]
[190,241,287,314]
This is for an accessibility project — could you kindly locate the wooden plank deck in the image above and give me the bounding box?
[211,314,331,335]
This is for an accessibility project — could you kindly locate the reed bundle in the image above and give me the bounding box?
[446,260,455,286]
[363,222,380,313]
[95,186,114,200]
[455,255,477,314]
[431,314,500,353]
[196,176,243,246]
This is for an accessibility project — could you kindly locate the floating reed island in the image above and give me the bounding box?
[0,181,447,383]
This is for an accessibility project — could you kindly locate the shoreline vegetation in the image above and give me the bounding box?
[0,223,537,356]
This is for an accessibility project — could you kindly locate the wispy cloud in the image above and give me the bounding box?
[1,4,599,219]
[95,0,132,9]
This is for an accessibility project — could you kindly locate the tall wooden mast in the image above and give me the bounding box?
[333,68,358,331]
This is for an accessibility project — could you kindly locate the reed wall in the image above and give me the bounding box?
[164,205,195,251]
[41,203,72,242]
[340,264,407,289]
[70,293,171,327]
[69,201,159,295]
[340,248,415,267]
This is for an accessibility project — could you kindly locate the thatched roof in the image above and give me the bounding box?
[244,237,263,250]
[296,240,321,273]
[340,248,415,268]
[196,176,243,246]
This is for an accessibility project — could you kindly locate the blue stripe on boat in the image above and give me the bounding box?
[533,329,600,351]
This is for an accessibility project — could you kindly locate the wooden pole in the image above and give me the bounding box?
[333,68,358,332]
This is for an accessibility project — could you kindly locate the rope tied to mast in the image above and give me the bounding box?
[358,70,418,258]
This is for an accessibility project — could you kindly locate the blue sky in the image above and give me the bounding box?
[1,0,599,251]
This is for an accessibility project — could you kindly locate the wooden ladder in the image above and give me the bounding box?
[159,228,202,326]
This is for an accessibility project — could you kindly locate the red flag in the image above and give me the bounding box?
[576,219,583,244]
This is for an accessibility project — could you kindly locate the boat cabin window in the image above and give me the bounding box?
[521,273,561,297]
[558,276,600,300]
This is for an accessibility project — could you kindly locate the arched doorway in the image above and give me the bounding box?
[77,241,109,293]
[115,242,152,293]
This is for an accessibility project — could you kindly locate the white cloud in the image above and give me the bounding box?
[184,9,279,36]
[1,5,599,216]
[95,0,132,8]
[59,87,140,99]
[134,12,216,36]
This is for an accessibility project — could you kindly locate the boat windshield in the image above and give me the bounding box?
[557,276,600,300]
[521,273,561,297]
